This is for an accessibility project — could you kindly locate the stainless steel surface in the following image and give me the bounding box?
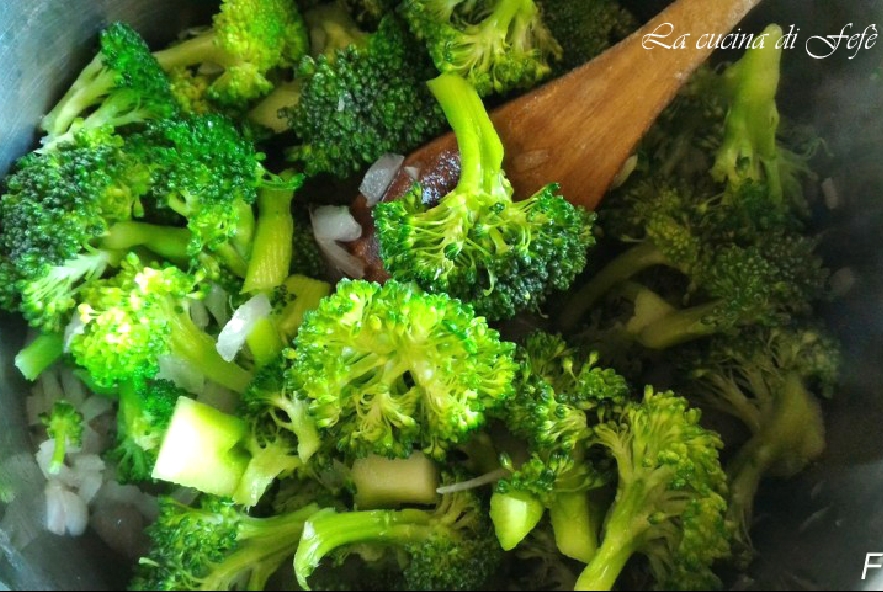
[0,0,881,590]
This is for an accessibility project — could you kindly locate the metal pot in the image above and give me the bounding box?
[0,1,881,589]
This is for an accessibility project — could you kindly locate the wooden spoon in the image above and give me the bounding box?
[349,0,763,280]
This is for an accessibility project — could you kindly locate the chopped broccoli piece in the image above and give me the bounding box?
[375,73,595,321]
[402,0,562,96]
[40,22,178,150]
[40,400,84,475]
[153,0,310,106]
[283,278,517,460]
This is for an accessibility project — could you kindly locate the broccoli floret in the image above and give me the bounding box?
[135,114,265,277]
[574,387,731,591]
[40,23,178,151]
[39,400,84,475]
[374,73,595,321]
[283,278,517,460]
[489,331,623,558]
[0,130,155,332]
[236,355,322,506]
[538,0,637,74]
[294,485,503,591]
[108,379,182,484]
[167,66,215,115]
[402,0,562,96]
[130,493,322,591]
[285,15,447,178]
[711,24,820,215]
[269,274,333,343]
[688,325,839,560]
[153,0,310,106]
[248,1,369,133]
[68,254,253,392]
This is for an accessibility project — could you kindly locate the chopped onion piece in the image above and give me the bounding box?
[60,367,86,407]
[316,238,366,279]
[360,153,404,206]
[216,294,272,362]
[205,283,232,327]
[79,395,113,423]
[63,314,85,353]
[311,205,363,242]
[436,468,510,494]
[188,297,210,329]
[404,165,419,181]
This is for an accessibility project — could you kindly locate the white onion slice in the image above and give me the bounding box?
[216,294,272,362]
[188,297,210,329]
[63,314,85,353]
[360,153,404,206]
[205,283,232,327]
[79,395,113,423]
[316,238,366,279]
[311,205,363,242]
[60,367,86,407]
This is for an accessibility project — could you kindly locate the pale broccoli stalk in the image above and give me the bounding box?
[40,401,84,475]
[575,387,731,591]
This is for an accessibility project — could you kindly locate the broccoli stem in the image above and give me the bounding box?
[295,507,436,590]
[489,489,545,550]
[549,490,598,562]
[41,55,114,139]
[426,73,503,191]
[351,453,439,509]
[153,32,230,70]
[15,332,64,381]
[725,373,824,550]
[101,221,192,261]
[559,243,668,328]
[574,484,642,591]
[249,81,302,133]
[636,300,723,349]
[245,317,284,368]
[233,436,303,509]
[275,275,331,341]
[266,392,321,462]
[168,307,253,393]
[243,183,297,294]
[201,503,322,591]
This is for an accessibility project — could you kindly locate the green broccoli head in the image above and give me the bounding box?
[68,254,252,392]
[574,387,731,591]
[40,22,177,150]
[286,15,447,178]
[402,0,562,96]
[153,0,310,106]
[688,325,840,558]
[375,73,595,321]
[135,113,264,274]
[0,130,149,331]
[295,483,502,591]
[284,278,517,460]
[130,493,322,591]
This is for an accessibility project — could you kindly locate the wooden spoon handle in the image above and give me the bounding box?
[402,0,762,209]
